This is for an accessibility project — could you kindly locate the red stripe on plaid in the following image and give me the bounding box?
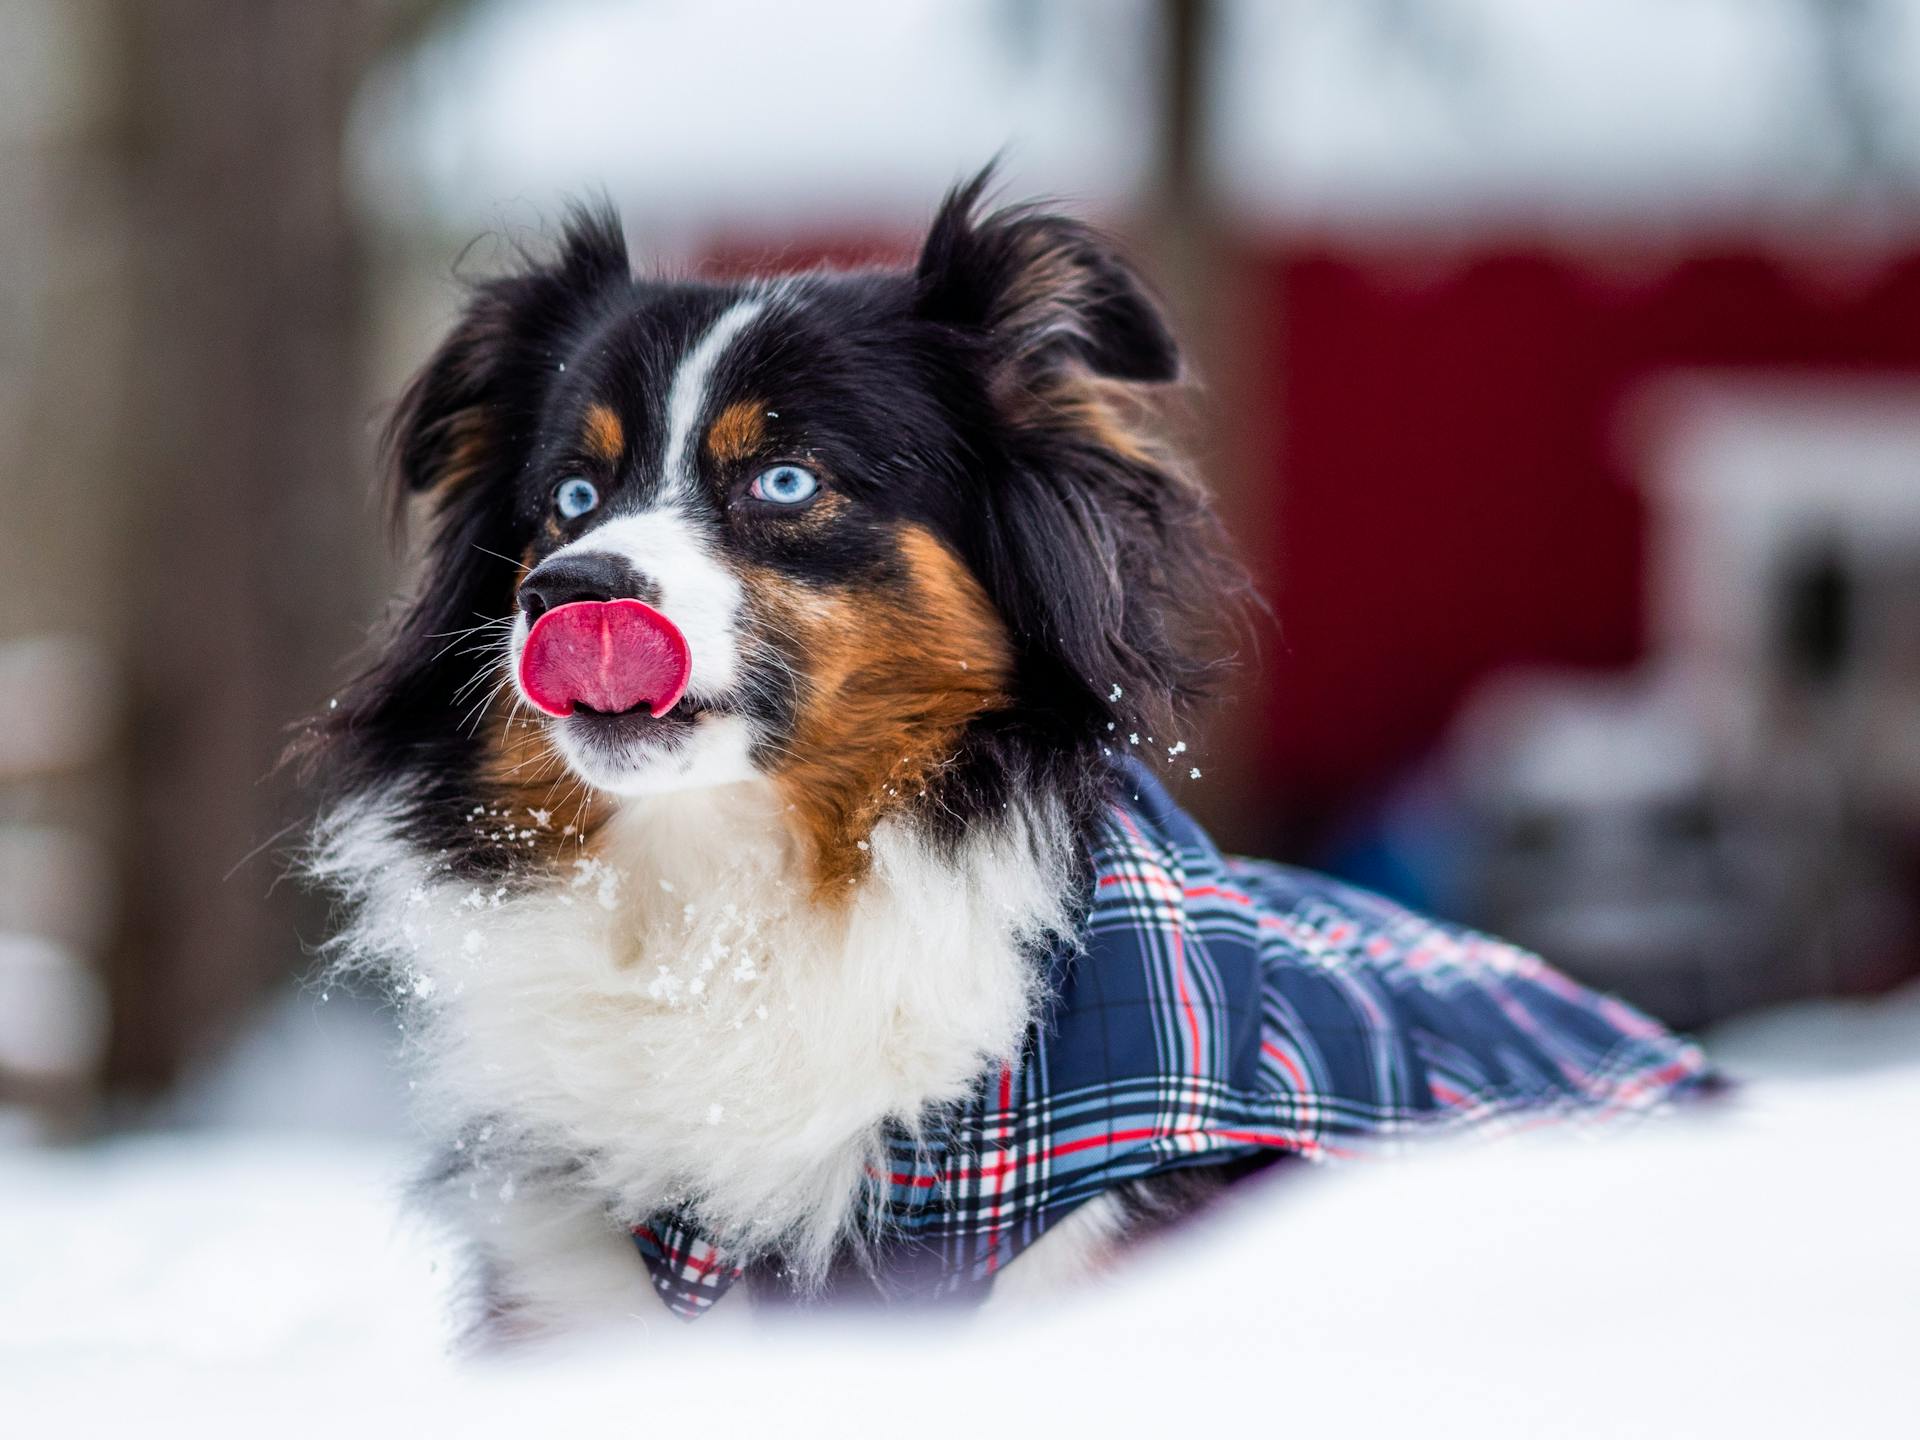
[1260,1042,1324,1139]
[1183,883,1256,907]
[935,1120,1359,1175]
[1170,914,1205,1081]
[1099,819,1207,1082]
[631,1226,739,1279]
[984,1063,1015,1274]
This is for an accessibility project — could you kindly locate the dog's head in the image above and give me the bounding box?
[318,173,1241,884]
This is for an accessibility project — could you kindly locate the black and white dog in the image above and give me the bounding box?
[307,173,1704,1337]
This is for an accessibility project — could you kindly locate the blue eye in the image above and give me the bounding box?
[749,464,820,506]
[554,477,599,519]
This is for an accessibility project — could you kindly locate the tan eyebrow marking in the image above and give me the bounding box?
[706,400,767,464]
[582,402,624,462]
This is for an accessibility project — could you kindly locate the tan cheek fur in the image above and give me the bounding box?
[755,525,1012,893]
[471,555,612,864]
[474,698,614,866]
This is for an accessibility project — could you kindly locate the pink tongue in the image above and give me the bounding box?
[518,599,692,719]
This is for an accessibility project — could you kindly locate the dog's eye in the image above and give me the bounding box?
[748,464,819,506]
[553,477,600,520]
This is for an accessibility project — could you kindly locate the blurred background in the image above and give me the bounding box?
[4,0,1919,1149]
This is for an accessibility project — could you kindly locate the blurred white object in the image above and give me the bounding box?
[0,932,106,1078]
[0,636,118,780]
[1449,669,1786,1021]
[1213,0,1920,227]
[1635,374,1920,806]
[164,985,410,1137]
[5,989,1918,1438]
[0,1134,455,1373]
[353,0,1159,242]
[0,635,121,1118]
[1454,669,1712,814]
[1710,976,1920,1080]
[1439,374,1920,1019]
[0,825,116,956]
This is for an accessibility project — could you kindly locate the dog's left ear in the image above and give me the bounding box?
[914,170,1179,384]
[911,173,1246,760]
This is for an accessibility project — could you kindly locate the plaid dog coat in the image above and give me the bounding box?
[633,761,1710,1317]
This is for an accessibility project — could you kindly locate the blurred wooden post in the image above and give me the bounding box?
[0,641,118,1131]
[105,2,393,1091]
[1141,0,1275,855]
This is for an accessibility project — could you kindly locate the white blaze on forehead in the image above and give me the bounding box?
[539,509,744,695]
[660,296,766,502]
[508,296,770,797]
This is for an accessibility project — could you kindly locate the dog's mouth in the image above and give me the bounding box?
[518,599,692,720]
[511,600,751,785]
[562,690,725,744]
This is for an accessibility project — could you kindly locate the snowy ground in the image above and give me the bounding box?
[5,986,1916,1438]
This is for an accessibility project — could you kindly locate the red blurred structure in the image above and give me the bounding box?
[1246,240,1920,842]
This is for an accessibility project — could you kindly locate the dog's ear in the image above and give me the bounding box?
[385,203,629,521]
[308,206,629,786]
[914,169,1179,384]
[917,174,1245,753]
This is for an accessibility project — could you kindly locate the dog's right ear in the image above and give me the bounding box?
[384,204,629,524]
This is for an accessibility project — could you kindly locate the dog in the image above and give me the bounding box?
[306,172,1708,1337]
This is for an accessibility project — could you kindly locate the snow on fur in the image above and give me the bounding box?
[309,778,1075,1303]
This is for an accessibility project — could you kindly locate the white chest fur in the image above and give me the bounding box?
[316,780,1073,1283]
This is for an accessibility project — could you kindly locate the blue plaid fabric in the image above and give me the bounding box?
[634,761,1709,1317]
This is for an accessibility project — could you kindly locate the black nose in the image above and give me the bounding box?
[518,553,649,624]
